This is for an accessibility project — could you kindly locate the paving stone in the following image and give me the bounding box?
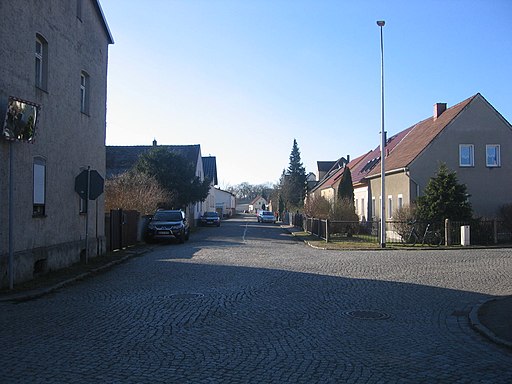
[1,217,511,382]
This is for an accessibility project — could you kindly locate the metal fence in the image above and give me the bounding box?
[105,209,140,252]
[291,214,512,246]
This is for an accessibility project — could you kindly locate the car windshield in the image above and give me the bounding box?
[153,211,182,221]
[204,212,218,217]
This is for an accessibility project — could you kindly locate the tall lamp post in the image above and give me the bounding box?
[377,20,386,248]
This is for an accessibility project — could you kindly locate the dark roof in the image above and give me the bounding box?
[202,156,218,186]
[106,144,201,179]
[311,153,367,193]
[317,161,336,174]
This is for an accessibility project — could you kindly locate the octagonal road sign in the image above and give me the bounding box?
[75,169,104,200]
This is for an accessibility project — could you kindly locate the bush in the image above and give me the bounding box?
[392,204,417,239]
[105,171,171,215]
[304,195,330,219]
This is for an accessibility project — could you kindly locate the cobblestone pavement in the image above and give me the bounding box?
[1,216,512,383]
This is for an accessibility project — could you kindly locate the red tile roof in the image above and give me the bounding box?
[366,94,477,178]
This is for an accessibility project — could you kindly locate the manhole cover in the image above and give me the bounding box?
[170,293,204,300]
[343,310,390,320]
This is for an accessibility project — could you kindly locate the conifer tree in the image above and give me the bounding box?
[337,167,354,204]
[281,139,307,209]
[416,163,472,223]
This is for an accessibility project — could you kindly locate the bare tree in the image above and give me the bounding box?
[105,171,171,215]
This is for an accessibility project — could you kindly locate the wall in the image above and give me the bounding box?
[408,96,512,218]
[0,0,111,286]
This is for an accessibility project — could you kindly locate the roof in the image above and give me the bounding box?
[202,156,218,186]
[106,144,201,178]
[250,195,266,205]
[311,154,367,193]
[94,1,114,44]
[317,161,336,174]
[366,94,477,178]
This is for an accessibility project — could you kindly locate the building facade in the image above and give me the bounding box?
[0,0,113,287]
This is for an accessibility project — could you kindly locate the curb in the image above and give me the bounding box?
[469,297,512,350]
[0,249,146,303]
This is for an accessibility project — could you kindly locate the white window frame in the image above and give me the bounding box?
[387,195,393,219]
[35,35,48,90]
[486,144,501,167]
[397,194,403,211]
[361,198,365,219]
[33,157,46,216]
[80,71,90,114]
[459,144,474,167]
[371,197,376,220]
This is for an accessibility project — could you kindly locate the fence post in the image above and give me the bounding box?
[326,219,329,243]
[494,218,498,244]
[445,218,450,246]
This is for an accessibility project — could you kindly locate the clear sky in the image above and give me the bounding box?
[101,0,512,188]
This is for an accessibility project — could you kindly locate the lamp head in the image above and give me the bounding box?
[377,20,385,27]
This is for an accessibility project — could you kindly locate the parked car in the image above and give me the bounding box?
[257,210,276,223]
[145,209,190,243]
[200,211,221,227]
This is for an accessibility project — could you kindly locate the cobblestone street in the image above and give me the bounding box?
[1,216,512,383]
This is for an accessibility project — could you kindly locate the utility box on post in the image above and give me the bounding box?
[461,225,470,246]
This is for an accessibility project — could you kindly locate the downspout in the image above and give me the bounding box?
[404,168,420,201]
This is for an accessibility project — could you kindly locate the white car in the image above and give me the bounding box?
[257,211,276,223]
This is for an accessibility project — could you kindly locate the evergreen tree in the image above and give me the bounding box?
[416,163,472,223]
[134,147,211,209]
[281,139,307,209]
[337,167,354,204]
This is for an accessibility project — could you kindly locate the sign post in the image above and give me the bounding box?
[75,168,104,264]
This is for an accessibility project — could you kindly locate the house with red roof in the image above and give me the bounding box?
[309,93,512,220]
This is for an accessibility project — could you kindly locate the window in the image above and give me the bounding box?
[486,145,501,167]
[361,198,365,219]
[355,198,359,214]
[35,35,48,90]
[371,197,376,219]
[398,194,403,211]
[388,195,393,219]
[33,157,46,216]
[459,144,474,167]
[80,71,90,114]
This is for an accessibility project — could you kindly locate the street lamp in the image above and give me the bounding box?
[377,20,386,248]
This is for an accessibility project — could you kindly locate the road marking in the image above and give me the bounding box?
[243,222,249,243]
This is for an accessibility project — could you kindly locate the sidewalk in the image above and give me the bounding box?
[470,295,512,349]
[0,245,147,303]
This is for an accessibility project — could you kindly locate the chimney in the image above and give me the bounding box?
[152,138,157,146]
[434,103,447,120]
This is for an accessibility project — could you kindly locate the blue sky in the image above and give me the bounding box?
[101,0,512,187]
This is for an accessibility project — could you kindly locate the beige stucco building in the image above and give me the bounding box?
[0,0,113,287]
[311,94,512,221]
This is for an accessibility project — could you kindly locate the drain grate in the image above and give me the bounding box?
[170,293,204,300]
[343,310,390,320]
